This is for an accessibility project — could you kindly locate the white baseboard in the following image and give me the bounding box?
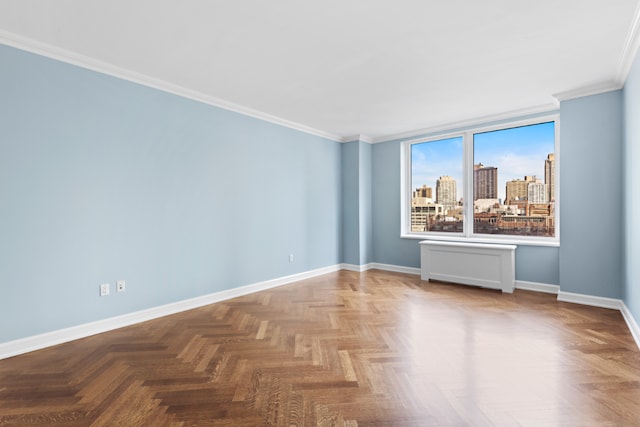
[340,263,421,275]
[0,264,341,360]
[556,295,640,351]
[557,291,623,310]
[4,263,639,359]
[621,302,640,351]
[343,263,639,351]
[369,263,421,275]
[515,280,560,294]
[340,263,372,272]
[347,265,562,294]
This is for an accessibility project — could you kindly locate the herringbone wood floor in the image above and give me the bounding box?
[1,269,640,426]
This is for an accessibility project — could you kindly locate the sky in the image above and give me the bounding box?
[411,121,555,203]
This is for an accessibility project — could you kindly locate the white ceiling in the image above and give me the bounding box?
[1,0,639,142]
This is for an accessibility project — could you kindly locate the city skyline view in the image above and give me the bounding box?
[411,122,555,203]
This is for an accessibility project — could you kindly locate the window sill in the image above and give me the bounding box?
[400,232,560,247]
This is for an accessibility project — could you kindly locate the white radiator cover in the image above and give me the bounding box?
[419,241,517,293]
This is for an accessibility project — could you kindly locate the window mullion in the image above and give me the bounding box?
[463,131,474,238]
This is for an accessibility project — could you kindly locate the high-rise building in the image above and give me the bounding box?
[411,203,444,232]
[436,176,457,210]
[545,153,555,202]
[505,175,536,204]
[528,181,548,204]
[413,184,432,199]
[474,163,498,200]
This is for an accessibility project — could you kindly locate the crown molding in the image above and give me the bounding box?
[552,80,623,102]
[341,134,373,144]
[0,30,343,143]
[554,3,640,103]
[616,0,640,85]
[5,11,639,147]
[373,102,559,143]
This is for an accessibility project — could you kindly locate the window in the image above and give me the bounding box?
[402,116,558,245]
[473,122,555,238]
[410,136,464,233]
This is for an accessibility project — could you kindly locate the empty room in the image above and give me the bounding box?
[2,1,640,425]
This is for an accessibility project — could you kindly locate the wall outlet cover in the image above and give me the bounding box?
[100,283,110,296]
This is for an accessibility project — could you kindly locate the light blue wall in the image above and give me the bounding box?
[559,91,623,298]
[3,41,635,345]
[359,141,373,265]
[623,52,640,318]
[371,120,560,285]
[371,92,626,297]
[341,139,373,265]
[341,141,360,265]
[0,45,342,342]
[372,141,423,268]
[515,245,560,285]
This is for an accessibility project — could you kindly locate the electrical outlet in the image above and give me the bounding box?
[116,279,126,293]
[100,283,110,296]
[289,254,294,263]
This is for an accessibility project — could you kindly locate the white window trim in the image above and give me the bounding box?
[401,115,560,247]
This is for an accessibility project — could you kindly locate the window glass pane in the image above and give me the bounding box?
[473,122,555,237]
[411,136,463,233]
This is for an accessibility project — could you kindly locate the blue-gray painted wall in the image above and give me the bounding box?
[341,140,373,266]
[372,92,626,296]
[0,45,342,342]
[624,51,640,319]
[1,41,637,345]
[372,140,423,268]
[559,91,624,299]
[371,119,561,286]
[341,141,360,265]
[359,141,373,265]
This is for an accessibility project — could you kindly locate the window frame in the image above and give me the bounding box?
[401,115,560,247]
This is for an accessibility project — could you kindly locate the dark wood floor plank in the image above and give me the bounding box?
[1,269,640,426]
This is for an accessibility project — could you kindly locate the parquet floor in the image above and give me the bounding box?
[1,269,640,426]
